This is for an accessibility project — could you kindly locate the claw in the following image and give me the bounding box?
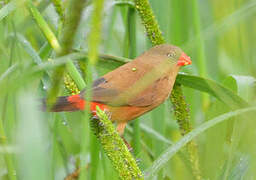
[103,109,112,119]
[91,110,97,116]
[92,114,99,120]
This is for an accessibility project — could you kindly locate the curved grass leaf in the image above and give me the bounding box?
[176,73,249,109]
[227,155,249,180]
[16,33,42,65]
[114,1,135,8]
[221,75,256,179]
[0,1,16,21]
[224,75,256,102]
[0,64,18,83]
[218,154,249,180]
[140,123,173,145]
[15,33,51,88]
[27,0,61,53]
[144,106,256,179]
[126,123,173,145]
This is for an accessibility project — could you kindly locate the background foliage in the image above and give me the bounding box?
[0,0,256,179]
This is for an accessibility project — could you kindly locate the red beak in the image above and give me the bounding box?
[177,52,192,66]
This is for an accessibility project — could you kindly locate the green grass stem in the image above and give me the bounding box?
[79,0,104,179]
[145,106,256,178]
[127,6,141,157]
[50,0,65,23]
[93,107,143,180]
[0,117,16,180]
[134,0,201,178]
[27,0,86,94]
[191,0,209,110]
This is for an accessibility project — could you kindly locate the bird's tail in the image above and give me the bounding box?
[42,94,85,112]
[42,94,106,112]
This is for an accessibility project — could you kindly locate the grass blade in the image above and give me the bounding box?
[176,73,248,109]
[0,1,16,21]
[16,33,42,64]
[144,106,256,179]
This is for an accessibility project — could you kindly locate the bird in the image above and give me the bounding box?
[46,44,191,135]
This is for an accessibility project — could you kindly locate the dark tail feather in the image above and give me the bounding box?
[42,96,83,112]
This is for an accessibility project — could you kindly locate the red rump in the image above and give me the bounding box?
[67,94,107,113]
[67,95,85,110]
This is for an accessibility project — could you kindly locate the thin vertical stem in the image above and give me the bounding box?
[191,0,209,110]
[0,19,16,180]
[0,118,16,180]
[79,0,105,179]
[134,0,201,179]
[134,0,164,45]
[127,6,141,157]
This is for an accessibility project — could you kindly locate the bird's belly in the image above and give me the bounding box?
[108,106,150,123]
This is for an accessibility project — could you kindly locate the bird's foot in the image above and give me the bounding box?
[91,114,99,120]
[91,109,111,119]
[103,109,112,119]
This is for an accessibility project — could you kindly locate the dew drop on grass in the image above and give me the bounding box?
[62,121,68,126]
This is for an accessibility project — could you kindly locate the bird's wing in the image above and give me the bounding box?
[90,79,156,107]
[81,54,174,107]
[83,74,167,107]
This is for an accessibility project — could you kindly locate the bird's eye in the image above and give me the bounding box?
[167,52,175,58]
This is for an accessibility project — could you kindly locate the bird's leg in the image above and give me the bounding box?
[117,122,133,152]
[91,108,111,121]
[116,122,126,135]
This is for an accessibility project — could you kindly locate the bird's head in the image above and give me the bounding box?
[149,44,192,67]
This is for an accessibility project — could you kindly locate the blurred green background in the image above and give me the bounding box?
[0,0,256,179]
